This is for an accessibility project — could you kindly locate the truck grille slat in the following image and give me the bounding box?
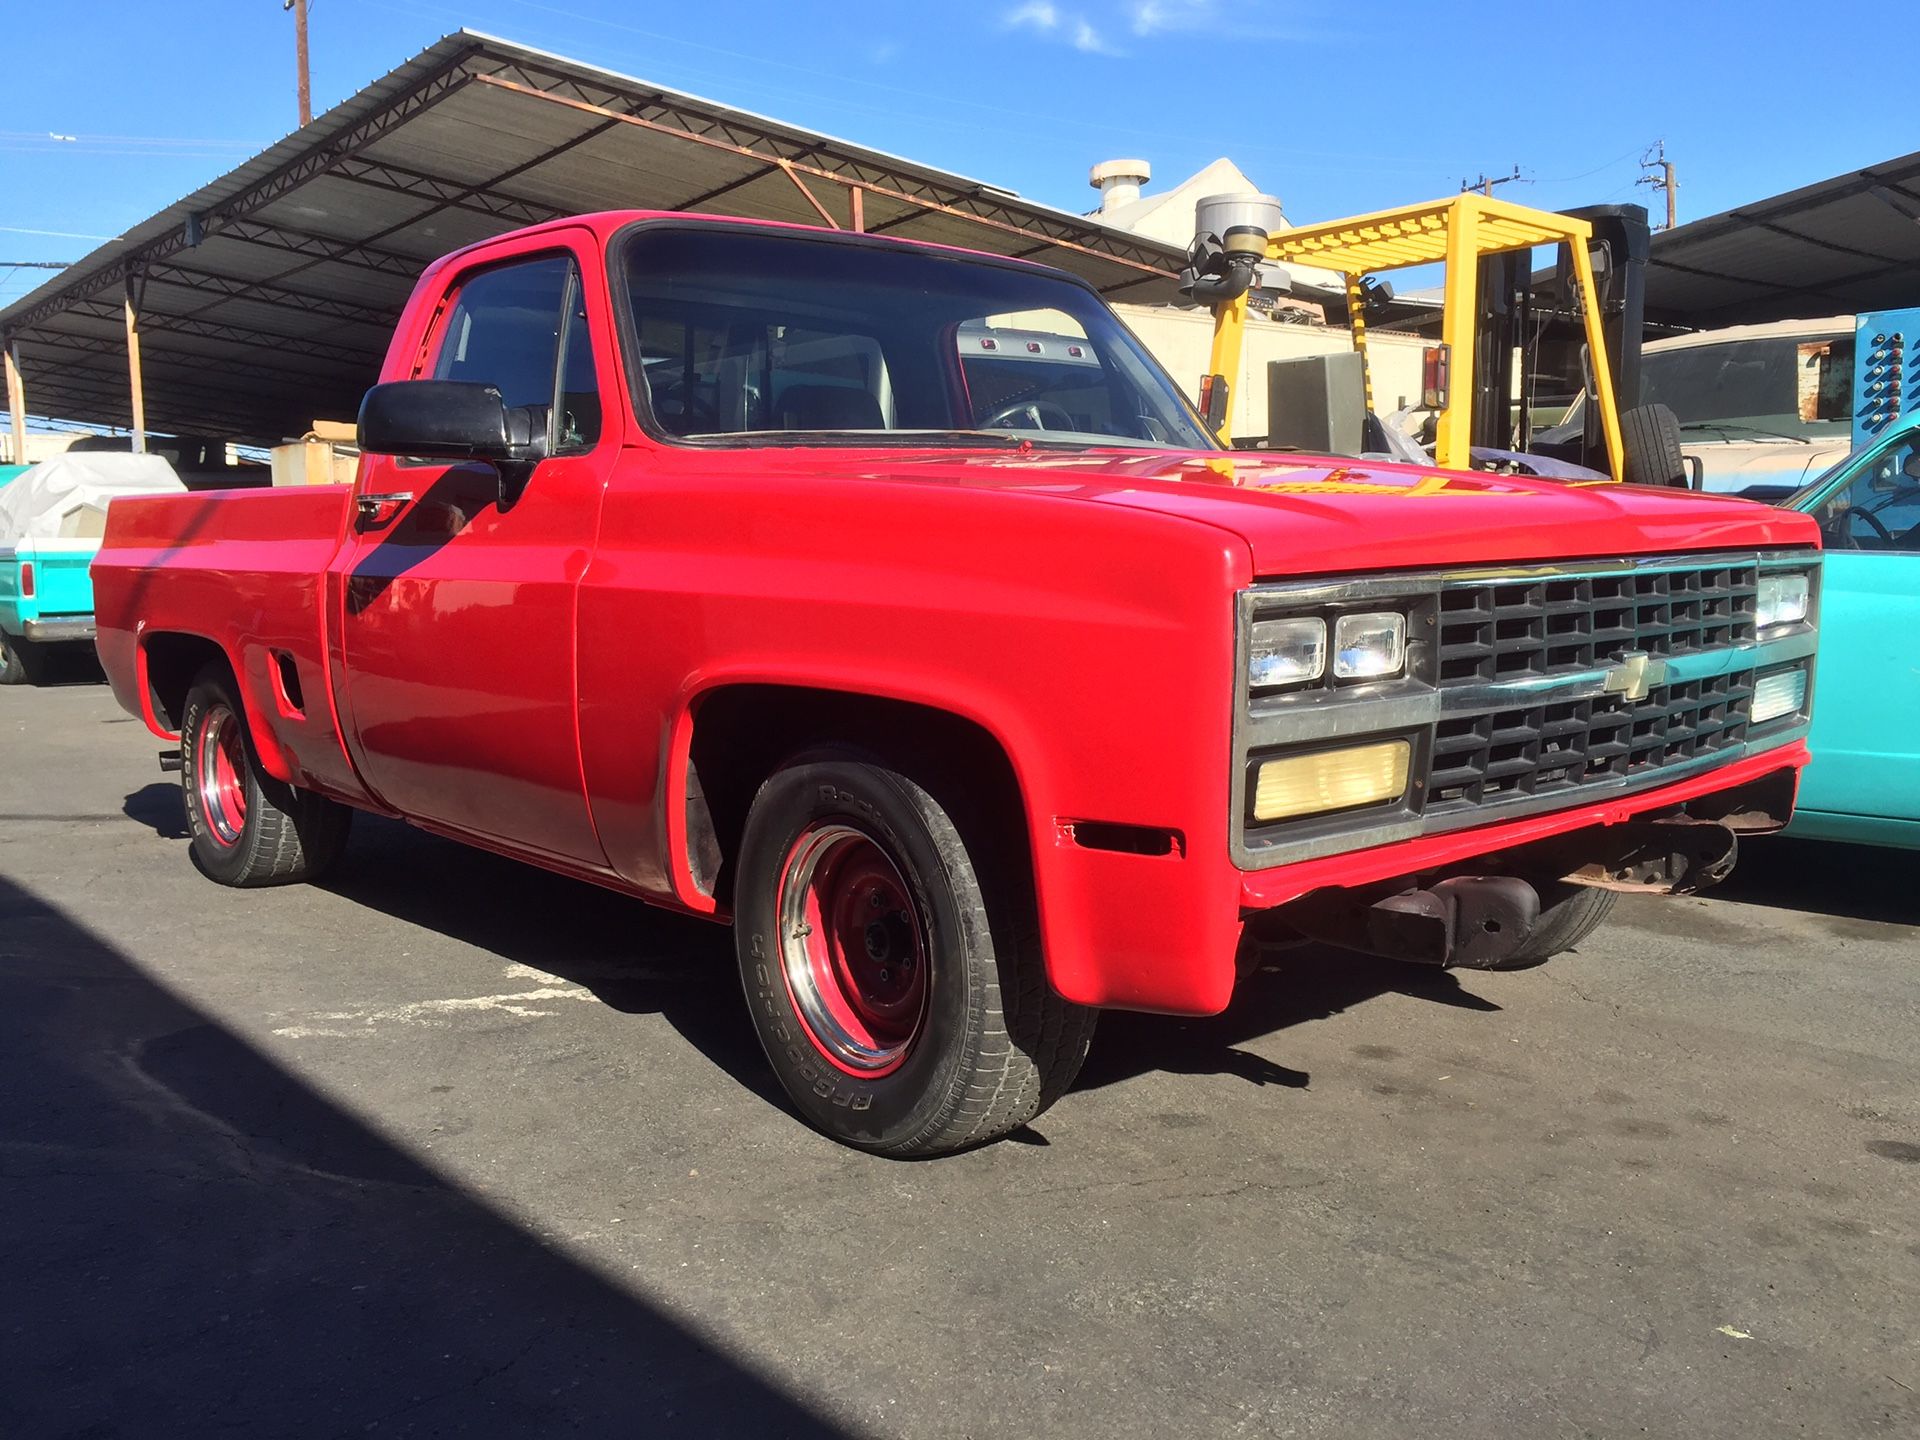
[1425,560,1762,817]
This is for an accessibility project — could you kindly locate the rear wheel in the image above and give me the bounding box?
[0,632,44,686]
[734,756,1096,1156]
[179,662,352,886]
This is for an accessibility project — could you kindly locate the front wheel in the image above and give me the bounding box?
[734,756,1095,1157]
[179,662,352,886]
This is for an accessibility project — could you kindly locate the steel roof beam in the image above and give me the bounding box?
[215,218,425,279]
[26,299,383,368]
[1,51,476,337]
[16,330,370,396]
[468,74,1176,282]
[138,263,399,327]
[329,156,569,228]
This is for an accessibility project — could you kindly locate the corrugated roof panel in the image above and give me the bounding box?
[0,30,1184,440]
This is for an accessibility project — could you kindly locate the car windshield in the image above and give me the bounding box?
[615,225,1217,451]
[1638,333,1853,442]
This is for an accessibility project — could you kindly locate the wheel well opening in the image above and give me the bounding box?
[143,633,231,732]
[685,685,1030,910]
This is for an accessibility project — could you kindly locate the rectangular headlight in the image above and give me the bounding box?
[1250,617,1326,689]
[1253,739,1411,822]
[1752,665,1808,724]
[1332,611,1407,680]
[1757,572,1810,629]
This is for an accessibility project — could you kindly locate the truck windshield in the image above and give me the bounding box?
[1638,333,1853,442]
[616,225,1217,450]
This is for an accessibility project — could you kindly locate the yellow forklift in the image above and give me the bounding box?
[1182,192,1685,486]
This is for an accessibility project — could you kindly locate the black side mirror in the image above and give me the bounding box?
[358,381,545,462]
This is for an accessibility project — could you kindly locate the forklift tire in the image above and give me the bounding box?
[1620,403,1688,488]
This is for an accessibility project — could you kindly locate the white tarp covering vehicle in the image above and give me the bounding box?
[1,453,185,685]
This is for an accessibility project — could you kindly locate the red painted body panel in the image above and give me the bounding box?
[89,210,1821,1016]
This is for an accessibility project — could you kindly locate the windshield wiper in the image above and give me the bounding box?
[1677,421,1810,444]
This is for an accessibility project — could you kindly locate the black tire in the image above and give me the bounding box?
[1620,403,1688,487]
[734,756,1096,1157]
[179,661,352,886]
[0,632,44,686]
[1480,883,1618,970]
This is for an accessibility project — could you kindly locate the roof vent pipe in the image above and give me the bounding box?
[1090,159,1152,213]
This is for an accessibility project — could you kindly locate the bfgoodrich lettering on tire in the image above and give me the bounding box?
[734,755,1095,1157]
[178,660,352,887]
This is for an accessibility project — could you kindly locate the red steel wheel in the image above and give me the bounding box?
[194,703,251,847]
[178,660,353,887]
[776,823,929,1077]
[734,755,1097,1156]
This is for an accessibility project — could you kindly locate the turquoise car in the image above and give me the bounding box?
[1784,418,1920,847]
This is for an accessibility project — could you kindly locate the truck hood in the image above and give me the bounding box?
[823,447,1822,576]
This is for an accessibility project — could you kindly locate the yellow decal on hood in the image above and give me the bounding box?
[1248,469,1528,498]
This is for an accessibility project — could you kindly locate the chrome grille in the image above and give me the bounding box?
[1230,550,1816,871]
[1428,672,1755,814]
[1437,562,1758,685]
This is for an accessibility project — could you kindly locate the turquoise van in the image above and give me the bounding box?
[1784,416,1920,847]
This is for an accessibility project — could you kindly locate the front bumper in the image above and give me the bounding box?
[21,615,97,643]
[1239,742,1804,911]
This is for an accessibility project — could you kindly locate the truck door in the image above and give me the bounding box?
[332,238,614,866]
[1799,427,1920,826]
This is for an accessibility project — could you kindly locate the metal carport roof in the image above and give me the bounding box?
[1644,149,1920,328]
[0,31,1187,446]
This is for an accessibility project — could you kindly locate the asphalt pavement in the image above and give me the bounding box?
[3,678,1916,1438]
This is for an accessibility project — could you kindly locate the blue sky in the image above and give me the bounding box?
[2,0,1911,308]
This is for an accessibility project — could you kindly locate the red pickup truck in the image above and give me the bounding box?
[93,211,1822,1155]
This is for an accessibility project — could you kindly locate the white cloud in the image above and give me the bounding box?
[1130,0,1215,34]
[1003,2,1118,55]
[1071,18,1117,52]
[1005,1,1061,30]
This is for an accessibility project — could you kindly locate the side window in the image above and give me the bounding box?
[1817,434,1920,552]
[430,255,601,455]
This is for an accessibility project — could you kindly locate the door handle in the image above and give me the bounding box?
[355,491,413,528]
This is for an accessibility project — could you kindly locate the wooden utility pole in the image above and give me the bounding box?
[123,275,147,455]
[288,0,312,126]
[1639,141,1677,230]
[1462,166,1524,198]
[5,342,27,467]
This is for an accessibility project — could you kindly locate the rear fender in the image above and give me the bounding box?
[136,631,296,785]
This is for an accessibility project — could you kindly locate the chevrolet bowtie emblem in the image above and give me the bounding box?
[1603,651,1667,703]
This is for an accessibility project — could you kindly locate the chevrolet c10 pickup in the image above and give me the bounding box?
[92,211,1823,1155]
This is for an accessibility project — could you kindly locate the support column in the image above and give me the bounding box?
[123,274,147,454]
[850,185,865,233]
[5,341,26,467]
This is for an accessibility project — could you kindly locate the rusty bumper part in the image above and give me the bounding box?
[1271,812,1754,969]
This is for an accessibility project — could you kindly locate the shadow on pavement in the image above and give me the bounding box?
[124,780,190,839]
[116,792,1512,1109]
[0,874,848,1438]
[1710,834,1917,926]
[1075,947,1499,1094]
